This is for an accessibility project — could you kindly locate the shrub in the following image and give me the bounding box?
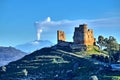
[91,54,96,59]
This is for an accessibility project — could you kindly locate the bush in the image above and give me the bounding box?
[104,56,109,63]
[91,54,109,63]
[91,54,96,59]
[99,55,104,62]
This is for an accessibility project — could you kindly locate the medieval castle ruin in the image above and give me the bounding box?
[73,24,96,46]
[57,30,66,43]
[57,24,96,51]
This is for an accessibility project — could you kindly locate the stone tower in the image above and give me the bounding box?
[57,30,66,43]
[73,24,96,46]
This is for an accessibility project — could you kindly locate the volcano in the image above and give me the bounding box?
[15,40,54,53]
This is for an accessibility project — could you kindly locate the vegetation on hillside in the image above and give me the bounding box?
[0,46,120,80]
[96,35,120,64]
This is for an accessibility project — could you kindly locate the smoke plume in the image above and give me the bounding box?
[37,29,42,40]
[35,17,51,40]
[34,17,120,42]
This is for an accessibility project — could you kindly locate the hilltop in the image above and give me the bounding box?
[0,45,120,80]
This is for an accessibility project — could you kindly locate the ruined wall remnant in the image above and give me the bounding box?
[73,24,96,46]
[57,30,66,43]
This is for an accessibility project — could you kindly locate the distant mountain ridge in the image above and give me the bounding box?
[0,46,26,66]
[15,40,54,53]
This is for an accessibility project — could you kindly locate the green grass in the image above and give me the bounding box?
[52,58,69,64]
[103,76,120,80]
[86,45,100,54]
[75,45,108,57]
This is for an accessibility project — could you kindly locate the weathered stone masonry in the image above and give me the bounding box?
[73,24,96,46]
[57,30,66,43]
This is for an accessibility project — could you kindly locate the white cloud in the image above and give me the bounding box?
[34,17,120,43]
[35,17,120,31]
[88,17,120,27]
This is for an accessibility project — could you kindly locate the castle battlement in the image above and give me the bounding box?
[73,24,96,46]
[57,24,96,47]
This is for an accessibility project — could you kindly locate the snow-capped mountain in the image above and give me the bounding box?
[15,40,54,53]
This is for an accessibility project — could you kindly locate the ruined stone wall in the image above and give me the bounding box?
[57,30,66,43]
[73,24,96,46]
[84,29,96,45]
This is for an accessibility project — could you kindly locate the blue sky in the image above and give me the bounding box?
[0,0,120,46]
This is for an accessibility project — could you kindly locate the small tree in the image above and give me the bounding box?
[104,36,119,64]
[97,35,104,53]
[111,50,120,63]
